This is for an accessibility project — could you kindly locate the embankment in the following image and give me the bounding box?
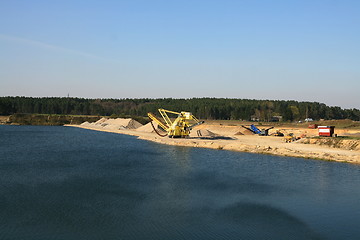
[299,137,360,151]
[6,114,101,126]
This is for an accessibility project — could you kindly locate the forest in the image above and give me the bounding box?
[1,96,359,122]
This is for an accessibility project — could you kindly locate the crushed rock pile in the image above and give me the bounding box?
[80,117,142,130]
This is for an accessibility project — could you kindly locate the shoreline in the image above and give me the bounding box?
[66,124,360,164]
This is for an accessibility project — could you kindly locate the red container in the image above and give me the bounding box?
[318,126,335,137]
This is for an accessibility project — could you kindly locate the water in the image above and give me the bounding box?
[1,126,360,240]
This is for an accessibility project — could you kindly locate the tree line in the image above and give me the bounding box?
[1,96,359,121]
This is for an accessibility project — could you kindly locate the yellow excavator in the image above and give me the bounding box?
[148,109,204,138]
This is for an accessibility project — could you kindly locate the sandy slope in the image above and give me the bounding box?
[66,123,360,164]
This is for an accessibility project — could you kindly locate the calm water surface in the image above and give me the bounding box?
[1,125,360,240]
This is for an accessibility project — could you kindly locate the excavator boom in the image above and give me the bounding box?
[147,112,169,131]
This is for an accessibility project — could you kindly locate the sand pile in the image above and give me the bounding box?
[235,129,254,135]
[94,117,108,125]
[136,121,166,133]
[81,118,142,130]
[80,121,91,126]
[103,118,143,130]
[83,117,108,128]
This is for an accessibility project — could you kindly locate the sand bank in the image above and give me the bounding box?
[66,120,360,164]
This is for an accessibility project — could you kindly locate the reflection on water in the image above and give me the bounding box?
[0,125,360,240]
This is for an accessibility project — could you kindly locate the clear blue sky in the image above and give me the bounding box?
[1,0,359,109]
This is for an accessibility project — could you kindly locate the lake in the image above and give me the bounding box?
[1,125,360,240]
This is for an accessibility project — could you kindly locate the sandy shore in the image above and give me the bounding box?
[66,123,360,164]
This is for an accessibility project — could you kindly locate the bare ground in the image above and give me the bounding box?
[66,121,360,164]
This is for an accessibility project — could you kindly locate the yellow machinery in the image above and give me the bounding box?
[148,109,204,138]
[284,133,296,143]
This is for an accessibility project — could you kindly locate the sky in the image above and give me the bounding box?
[1,0,359,109]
